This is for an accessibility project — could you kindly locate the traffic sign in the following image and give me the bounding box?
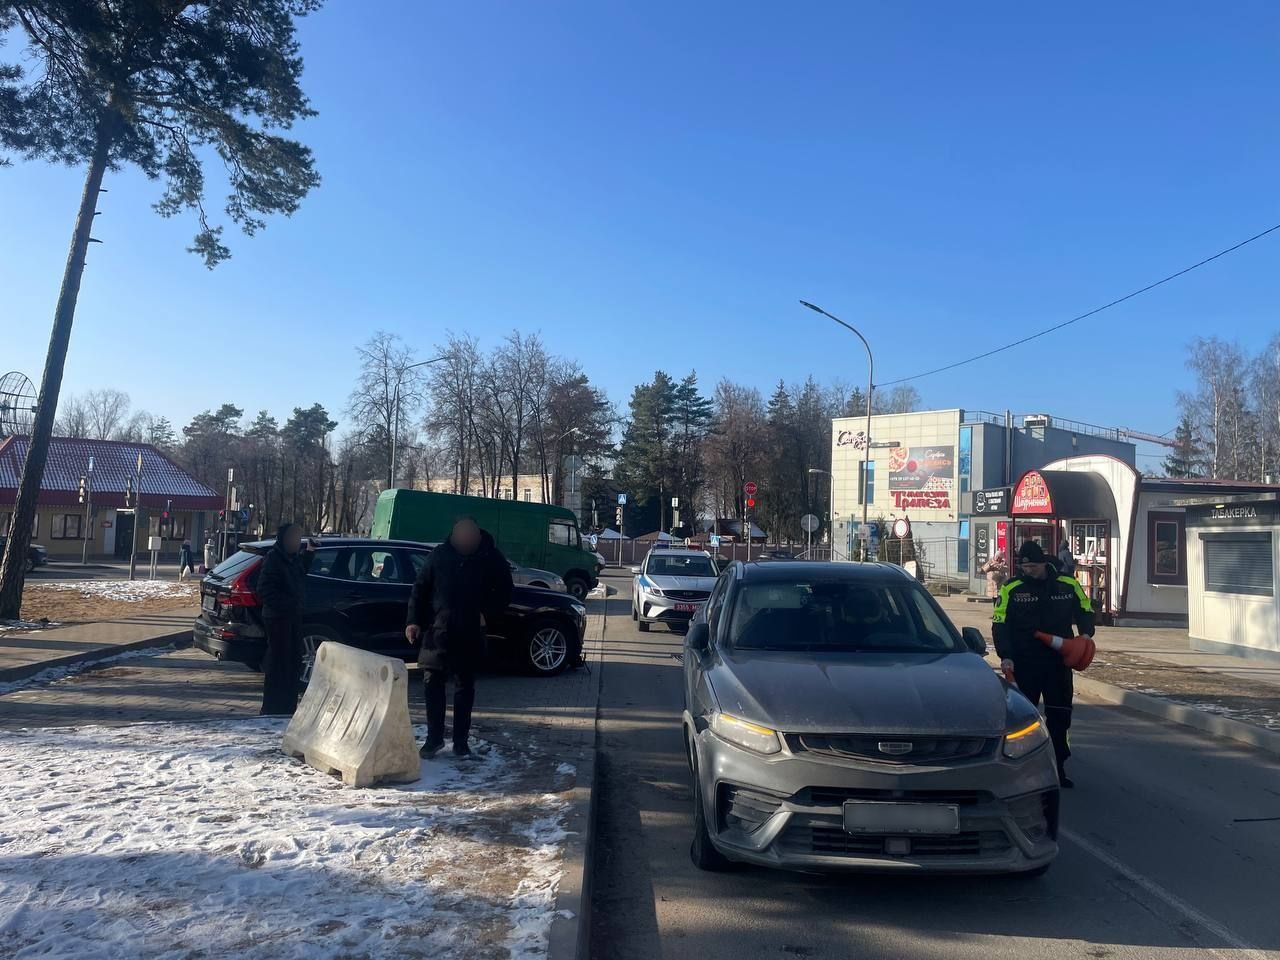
[617,493,627,505]
[893,517,912,539]
[801,513,820,533]
[744,481,757,497]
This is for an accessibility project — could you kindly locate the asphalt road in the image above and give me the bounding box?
[588,572,1280,960]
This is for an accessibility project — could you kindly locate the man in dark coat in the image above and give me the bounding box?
[992,539,1095,787]
[405,516,513,757]
[256,523,317,716]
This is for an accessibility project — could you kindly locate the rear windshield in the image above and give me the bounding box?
[647,554,716,578]
[210,550,261,580]
[726,579,962,653]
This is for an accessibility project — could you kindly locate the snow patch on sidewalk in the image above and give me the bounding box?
[0,719,571,959]
[33,579,196,602]
[0,644,175,696]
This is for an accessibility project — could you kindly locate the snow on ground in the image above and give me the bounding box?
[0,719,572,959]
[33,579,196,602]
[0,618,57,634]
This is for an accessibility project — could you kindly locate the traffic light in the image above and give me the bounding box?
[78,476,87,504]
[162,499,172,520]
[746,497,756,509]
[124,476,134,507]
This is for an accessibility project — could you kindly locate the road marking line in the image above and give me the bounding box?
[1061,827,1271,960]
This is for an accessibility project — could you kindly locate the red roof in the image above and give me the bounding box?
[0,436,223,511]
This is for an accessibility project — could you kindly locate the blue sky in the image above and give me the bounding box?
[3,1,1278,472]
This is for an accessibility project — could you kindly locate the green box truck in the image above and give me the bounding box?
[370,489,599,599]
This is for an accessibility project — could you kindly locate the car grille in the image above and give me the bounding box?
[793,786,991,808]
[778,826,1012,859]
[718,784,786,834]
[789,734,997,765]
[664,589,710,601]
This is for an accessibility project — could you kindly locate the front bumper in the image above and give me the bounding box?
[688,714,1059,874]
[637,590,706,625]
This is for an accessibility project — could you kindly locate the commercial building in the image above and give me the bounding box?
[829,409,1136,580]
[979,456,1278,624]
[0,436,223,560]
[1180,493,1280,662]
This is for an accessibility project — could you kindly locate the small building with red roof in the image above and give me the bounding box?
[0,436,223,560]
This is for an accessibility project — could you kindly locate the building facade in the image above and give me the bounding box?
[830,410,1137,580]
[0,436,223,560]
[421,474,550,504]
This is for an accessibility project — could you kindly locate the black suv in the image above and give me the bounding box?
[193,537,588,682]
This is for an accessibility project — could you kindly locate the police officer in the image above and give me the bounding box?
[992,540,1095,787]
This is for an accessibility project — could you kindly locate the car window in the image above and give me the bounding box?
[342,548,403,583]
[406,550,432,579]
[725,579,963,653]
[308,548,342,578]
[548,519,579,548]
[705,574,730,630]
[646,554,716,578]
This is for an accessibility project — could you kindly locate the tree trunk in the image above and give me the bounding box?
[0,109,116,619]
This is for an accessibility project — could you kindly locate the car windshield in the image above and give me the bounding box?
[726,579,962,653]
[647,554,716,578]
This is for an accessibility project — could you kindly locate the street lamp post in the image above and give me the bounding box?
[800,300,874,556]
[389,355,447,489]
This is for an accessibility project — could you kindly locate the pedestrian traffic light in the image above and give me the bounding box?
[746,497,756,509]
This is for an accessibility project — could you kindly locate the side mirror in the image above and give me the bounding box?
[961,626,987,656]
[630,566,641,575]
[686,621,711,656]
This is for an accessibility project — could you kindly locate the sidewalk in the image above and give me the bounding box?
[937,596,1280,749]
[0,605,196,683]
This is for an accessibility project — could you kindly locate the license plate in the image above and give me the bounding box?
[202,595,216,613]
[843,802,959,835]
[674,603,699,613]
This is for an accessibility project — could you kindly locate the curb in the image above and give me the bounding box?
[1076,673,1280,757]
[0,629,193,684]
[547,605,606,960]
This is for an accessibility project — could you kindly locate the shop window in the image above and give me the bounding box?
[50,514,83,540]
[858,462,875,505]
[1202,533,1273,597]
[1146,512,1186,586]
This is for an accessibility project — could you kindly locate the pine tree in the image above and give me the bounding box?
[615,373,678,534]
[1162,413,1200,478]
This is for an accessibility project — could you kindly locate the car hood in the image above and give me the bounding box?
[646,575,717,591]
[708,650,1006,737]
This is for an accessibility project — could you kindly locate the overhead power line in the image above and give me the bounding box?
[879,221,1280,387]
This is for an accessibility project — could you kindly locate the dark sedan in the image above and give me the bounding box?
[0,534,48,574]
[193,537,587,683]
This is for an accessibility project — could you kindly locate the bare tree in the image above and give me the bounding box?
[425,333,484,493]
[1181,337,1249,479]
[874,384,921,415]
[81,388,132,440]
[347,332,425,489]
[1251,335,1280,482]
[54,393,91,438]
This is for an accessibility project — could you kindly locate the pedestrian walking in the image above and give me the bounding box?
[991,540,1095,788]
[178,539,195,581]
[405,516,513,758]
[1056,536,1076,576]
[256,523,317,716]
[204,536,217,571]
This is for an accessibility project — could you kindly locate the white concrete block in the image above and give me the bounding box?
[282,642,421,788]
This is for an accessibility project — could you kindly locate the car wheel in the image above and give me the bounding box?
[638,620,650,633]
[689,748,731,871]
[527,619,571,676]
[24,558,35,575]
[298,624,341,687]
[565,576,590,601]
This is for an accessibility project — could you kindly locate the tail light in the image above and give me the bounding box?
[223,563,261,607]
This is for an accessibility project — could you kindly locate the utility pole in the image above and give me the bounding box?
[128,452,143,581]
[220,467,233,565]
[80,455,94,565]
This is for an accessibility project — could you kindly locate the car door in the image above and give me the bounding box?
[331,546,413,655]
[686,572,729,715]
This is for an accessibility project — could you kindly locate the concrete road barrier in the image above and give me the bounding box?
[282,642,421,787]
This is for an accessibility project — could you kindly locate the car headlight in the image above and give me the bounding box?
[1003,718,1049,760]
[645,582,664,597]
[571,602,587,617]
[711,713,781,755]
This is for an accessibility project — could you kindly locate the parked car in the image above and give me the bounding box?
[0,534,48,574]
[631,548,719,633]
[511,563,567,592]
[682,560,1058,875]
[193,537,587,682]
[593,551,607,574]
[371,489,598,600]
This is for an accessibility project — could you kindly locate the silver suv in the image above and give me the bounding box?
[632,548,719,633]
[682,560,1059,875]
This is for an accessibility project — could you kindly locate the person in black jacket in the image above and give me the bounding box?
[992,539,1095,787]
[405,516,513,757]
[256,523,317,716]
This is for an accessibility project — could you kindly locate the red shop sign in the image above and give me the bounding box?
[1012,471,1054,515]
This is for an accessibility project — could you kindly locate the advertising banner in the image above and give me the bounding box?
[888,445,954,510]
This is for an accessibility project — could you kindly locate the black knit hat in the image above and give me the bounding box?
[1017,540,1048,564]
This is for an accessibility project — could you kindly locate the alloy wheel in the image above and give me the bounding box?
[529,626,568,673]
